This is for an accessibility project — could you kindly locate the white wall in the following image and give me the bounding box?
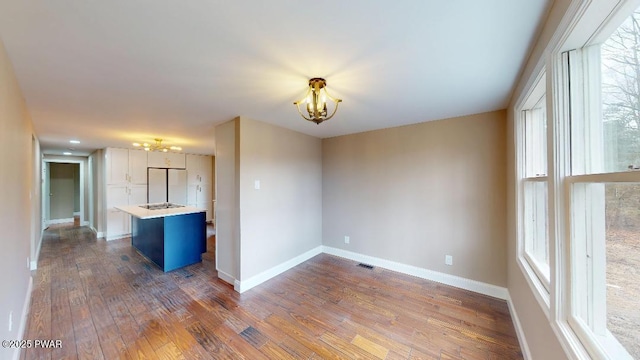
[0,37,38,360]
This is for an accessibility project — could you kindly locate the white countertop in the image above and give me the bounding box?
[115,204,206,219]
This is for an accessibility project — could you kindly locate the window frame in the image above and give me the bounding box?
[513,0,640,359]
[516,69,552,313]
[549,2,640,358]
[565,173,640,360]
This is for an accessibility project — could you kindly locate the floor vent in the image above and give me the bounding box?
[357,263,374,270]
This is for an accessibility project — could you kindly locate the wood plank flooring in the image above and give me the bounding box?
[21,224,523,359]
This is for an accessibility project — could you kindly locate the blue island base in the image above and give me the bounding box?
[131,211,206,272]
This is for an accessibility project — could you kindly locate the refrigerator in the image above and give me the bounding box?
[148,168,187,204]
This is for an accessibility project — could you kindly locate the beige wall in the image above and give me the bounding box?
[30,136,42,269]
[89,149,106,236]
[506,0,572,359]
[239,117,322,280]
[215,118,240,281]
[215,117,323,284]
[323,110,508,286]
[0,37,38,357]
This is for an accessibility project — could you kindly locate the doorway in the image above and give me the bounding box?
[43,159,85,227]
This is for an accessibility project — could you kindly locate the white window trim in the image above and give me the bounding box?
[515,68,552,315]
[514,0,640,359]
[550,1,640,357]
[566,173,640,360]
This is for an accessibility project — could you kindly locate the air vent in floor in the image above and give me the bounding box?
[357,263,374,270]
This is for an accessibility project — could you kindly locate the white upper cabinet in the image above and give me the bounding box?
[128,149,148,184]
[107,148,129,185]
[106,148,148,185]
[148,152,186,169]
[186,154,212,184]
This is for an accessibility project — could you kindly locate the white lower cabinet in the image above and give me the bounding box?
[187,183,213,221]
[106,209,130,240]
[106,184,148,240]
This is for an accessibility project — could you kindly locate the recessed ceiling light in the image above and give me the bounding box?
[63,152,72,155]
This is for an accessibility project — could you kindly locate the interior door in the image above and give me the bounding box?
[148,168,167,203]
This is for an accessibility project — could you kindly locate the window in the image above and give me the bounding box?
[564,9,640,359]
[517,72,550,303]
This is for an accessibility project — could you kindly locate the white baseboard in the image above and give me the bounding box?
[322,246,509,300]
[217,269,236,286]
[30,231,44,271]
[106,233,129,241]
[507,293,532,360]
[89,226,105,239]
[46,218,73,225]
[14,276,33,360]
[235,246,324,293]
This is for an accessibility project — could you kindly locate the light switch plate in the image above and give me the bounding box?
[445,255,453,266]
[254,180,260,190]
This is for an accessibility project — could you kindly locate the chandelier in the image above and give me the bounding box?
[294,78,342,124]
[132,138,182,152]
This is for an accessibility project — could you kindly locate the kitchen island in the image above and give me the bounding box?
[115,203,206,272]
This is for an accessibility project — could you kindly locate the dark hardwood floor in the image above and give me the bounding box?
[21,224,523,359]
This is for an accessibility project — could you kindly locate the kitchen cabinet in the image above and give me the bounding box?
[105,148,148,239]
[129,150,148,184]
[106,184,147,240]
[106,148,147,185]
[186,154,212,184]
[186,154,213,222]
[107,148,129,184]
[148,152,185,169]
[105,147,149,240]
[187,183,212,220]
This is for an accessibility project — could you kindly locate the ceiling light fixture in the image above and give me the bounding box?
[132,138,182,152]
[63,152,72,155]
[294,78,342,125]
[69,140,80,144]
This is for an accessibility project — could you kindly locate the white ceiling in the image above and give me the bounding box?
[0,1,550,156]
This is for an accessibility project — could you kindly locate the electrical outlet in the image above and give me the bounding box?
[344,236,350,244]
[8,311,12,331]
[445,255,453,266]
